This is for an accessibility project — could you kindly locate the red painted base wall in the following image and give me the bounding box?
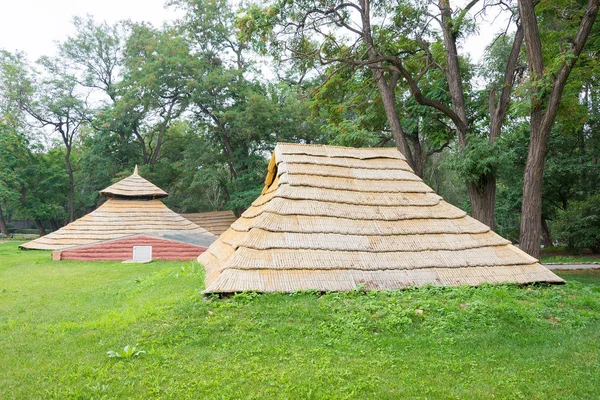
[53,236,207,261]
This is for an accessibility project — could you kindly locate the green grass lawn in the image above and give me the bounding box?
[541,255,600,264]
[555,269,600,286]
[1,241,600,399]
[540,246,600,264]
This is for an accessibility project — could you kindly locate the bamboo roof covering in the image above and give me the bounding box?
[198,143,564,293]
[181,211,238,236]
[100,165,168,199]
[21,167,214,250]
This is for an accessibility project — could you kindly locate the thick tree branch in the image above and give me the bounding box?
[489,24,524,142]
[390,56,468,134]
[426,140,451,158]
[541,0,600,132]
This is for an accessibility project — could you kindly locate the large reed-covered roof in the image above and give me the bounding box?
[198,143,564,293]
[20,199,213,250]
[180,211,237,236]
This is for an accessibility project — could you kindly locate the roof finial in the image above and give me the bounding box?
[134,165,139,175]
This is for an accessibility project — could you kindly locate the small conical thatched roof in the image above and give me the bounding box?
[100,165,168,199]
[198,143,564,293]
[21,167,213,250]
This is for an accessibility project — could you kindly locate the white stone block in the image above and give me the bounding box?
[133,246,153,262]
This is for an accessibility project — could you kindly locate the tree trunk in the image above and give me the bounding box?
[518,0,599,258]
[219,126,237,180]
[49,218,60,232]
[433,168,440,194]
[519,118,547,258]
[467,177,497,230]
[373,72,418,174]
[132,124,149,164]
[358,0,417,174]
[0,205,9,235]
[203,106,238,180]
[541,217,553,248]
[474,26,525,233]
[35,219,47,236]
[439,0,468,147]
[441,0,503,229]
[149,102,177,171]
[65,151,75,223]
[408,133,424,178]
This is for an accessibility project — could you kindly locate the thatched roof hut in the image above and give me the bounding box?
[180,211,237,236]
[198,143,564,293]
[21,167,214,250]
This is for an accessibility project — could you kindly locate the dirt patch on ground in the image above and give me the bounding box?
[547,316,560,325]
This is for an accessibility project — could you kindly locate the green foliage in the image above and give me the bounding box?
[422,151,469,213]
[480,31,527,94]
[554,194,600,253]
[224,152,268,212]
[6,229,38,235]
[58,15,124,100]
[164,132,230,212]
[237,4,282,56]
[0,124,29,206]
[107,344,146,359]
[75,125,140,210]
[450,136,499,188]
[324,120,380,148]
[19,149,70,222]
[542,255,600,264]
[0,50,34,126]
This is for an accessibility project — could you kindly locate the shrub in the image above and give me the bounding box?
[10,229,39,235]
[554,194,600,253]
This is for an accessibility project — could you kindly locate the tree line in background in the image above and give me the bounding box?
[1,0,599,257]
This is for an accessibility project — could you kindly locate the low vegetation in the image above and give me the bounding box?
[1,241,600,398]
[541,255,600,264]
[540,246,600,264]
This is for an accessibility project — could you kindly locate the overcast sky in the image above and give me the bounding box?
[0,0,507,66]
[0,0,182,62]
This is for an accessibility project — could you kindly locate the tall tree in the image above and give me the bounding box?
[518,0,599,257]
[24,57,89,222]
[0,50,34,234]
[120,23,195,170]
[0,123,30,235]
[170,0,255,179]
[59,15,124,102]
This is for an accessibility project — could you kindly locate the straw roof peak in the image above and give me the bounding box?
[275,142,407,161]
[100,166,168,199]
[199,143,563,293]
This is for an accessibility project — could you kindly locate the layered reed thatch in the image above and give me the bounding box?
[21,167,213,250]
[181,211,237,236]
[198,143,564,293]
